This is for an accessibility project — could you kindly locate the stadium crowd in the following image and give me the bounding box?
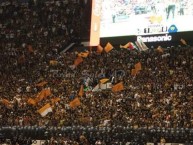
[1,43,193,128]
[0,0,193,145]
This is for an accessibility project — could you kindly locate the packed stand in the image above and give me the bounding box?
[0,0,86,78]
[0,38,193,129]
[0,0,193,135]
[0,0,86,124]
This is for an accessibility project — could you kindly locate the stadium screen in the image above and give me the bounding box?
[90,0,193,46]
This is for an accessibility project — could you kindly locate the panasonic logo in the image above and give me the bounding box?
[137,34,172,42]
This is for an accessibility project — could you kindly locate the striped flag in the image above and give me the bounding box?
[37,103,52,117]
[100,78,109,84]
[135,40,149,51]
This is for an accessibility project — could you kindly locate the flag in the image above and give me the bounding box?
[44,88,51,97]
[51,97,61,104]
[135,40,149,51]
[37,103,52,117]
[78,51,89,58]
[120,42,134,50]
[131,69,137,76]
[135,41,143,51]
[69,97,81,108]
[27,98,36,106]
[156,46,164,53]
[28,45,34,53]
[36,81,48,87]
[92,82,112,92]
[180,38,187,45]
[104,42,113,53]
[74,57,83,66]
[36,88,51,102]
[97,45,103,53]
[140,40,149,51]
[1,99,10,107]
[120,42,130,49]
[100,78,109,84]
[135,62,142,72]
[36,90,46,102]
[130,42,138,50]
[50,60,58,66]
[92,84,100,92]
[78,85,84,97]
[112,82,124,92]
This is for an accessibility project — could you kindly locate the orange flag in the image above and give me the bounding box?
[28,45,34,53]
[78,85,84,97]
[37,103,52,117]
[120,42,131,49]
[104,42,113,53]
[74,57,83,66]
[135,62,142,72]
[112,82,124,92]
[36,90,45,102]
[69,97,81,108]
[27,98,36,106]
[44,88,51,97]
[51,97,61,104]
[36,81,48,87]
[131,69,137,76]
[36,89,51,102]
[50,60,58,66]
[156,46,164,53]
[97,45,103,53]
[1,99,10,107]
[180,38,187,45]
[100,78,109,84]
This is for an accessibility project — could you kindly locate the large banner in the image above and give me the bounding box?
[90,0,193,45]
[100,0,193,37]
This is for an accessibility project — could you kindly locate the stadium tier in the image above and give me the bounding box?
[0,0,193,144]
